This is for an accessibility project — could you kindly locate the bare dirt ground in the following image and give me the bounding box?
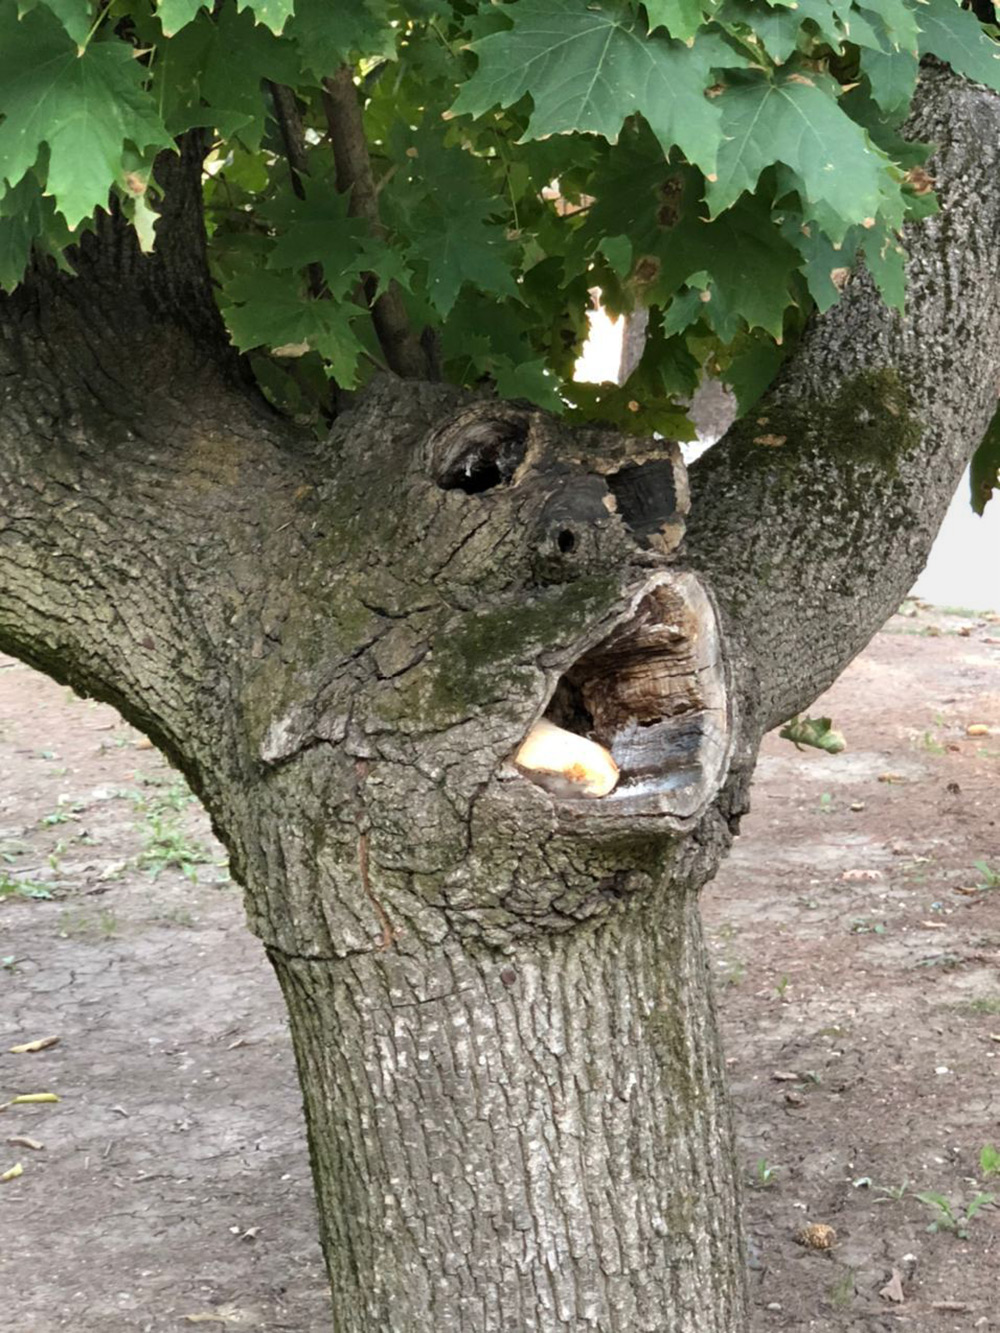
[2,600,998,1332]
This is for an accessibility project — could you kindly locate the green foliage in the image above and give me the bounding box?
[0,871,54,900]
[916,1189,995,1239]
[0,0,997,426]
[971,404,1000,515]
[780,715,847,754]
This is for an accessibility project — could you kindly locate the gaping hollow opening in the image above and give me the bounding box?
[518,580,726,811]
[437,418,529,494]
[557,528,577,554]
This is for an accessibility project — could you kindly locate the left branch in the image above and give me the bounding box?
[0,141,311,803]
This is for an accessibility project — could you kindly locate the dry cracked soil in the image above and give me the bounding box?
[1,600,999,1332]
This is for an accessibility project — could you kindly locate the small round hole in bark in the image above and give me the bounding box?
[557,528,577,553]
[436,417,529,494]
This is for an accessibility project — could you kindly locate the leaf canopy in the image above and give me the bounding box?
[0,0,996,436]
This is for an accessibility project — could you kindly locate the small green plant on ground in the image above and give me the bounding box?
[916,1190,994,1239]
[752,1159,779,1189]
[40,795,85,826]
[980,1145,1000,1180]
[974,860,1000,889]
[849,917,887,935]
[0,872,53,900]
[59,907,119,939]
[959,997,1000,1015]
[137,815,209,881]
[817,792,833,815]
[917,731,946,756]
[131,774,196,817]
[828,1269,855,1309]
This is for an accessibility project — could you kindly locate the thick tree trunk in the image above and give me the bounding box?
[1,68,998,1333]
[270,883,745,1332]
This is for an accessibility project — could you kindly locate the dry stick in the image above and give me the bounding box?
[322,66,430,380]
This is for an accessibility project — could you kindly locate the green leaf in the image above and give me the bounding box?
[718,0,810,63]
[916,0,1000,91]
[970,403,1000,516]
[451,0,726,175]
[20,0,90,45]
[644,0,717,42]
[0,8,172,229]
[155,0,206,37]
[492,356,563,410]
[0,177,40,289]
[410,199,519,317]
[647,193,801,339]
[861,220,906,309]
[660,280,709,336]
[780,715,847,753]
[857,0,920,53]
[781,212,861,312]
[160,4,302,144]
[707,69,888,241]
[597,234,633,277]
[721,333,785,412]
[221,271,370,387]
[859,44,918,118]
[265,188,413,300]
[286,0,394,75]
[236,0,295,35]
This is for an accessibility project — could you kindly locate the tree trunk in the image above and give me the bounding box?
[1,69,998,1333]
[270,883,744,1332]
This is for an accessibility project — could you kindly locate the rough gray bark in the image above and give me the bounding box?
[686,65,1000,736]
[1,67,998,1333]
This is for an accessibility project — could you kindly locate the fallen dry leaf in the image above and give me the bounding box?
[5,1092,60,1107]
[6,1136,43,1151]
[932,1302,970,1313]
[966,724,990,737]
[772,1070,800,1083]
[9,1035,60,1054]
[842,868,883,882]
[920,921,947,929]
[878,772,905,784]
[879,1268,905,1303]
[1,1162,24,1182]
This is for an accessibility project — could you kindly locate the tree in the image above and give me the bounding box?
[1,0,998,1328]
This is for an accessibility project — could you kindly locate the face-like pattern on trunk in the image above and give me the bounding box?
[245,381,731,948]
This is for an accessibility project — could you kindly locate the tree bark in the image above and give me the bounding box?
[0,66,998,1333]
[686,65,1000,734]
[271,883,744,1332]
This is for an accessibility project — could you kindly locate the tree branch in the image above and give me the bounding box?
[684,66,1000,736]
[0,138,312,803]
[321,66,432,380]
